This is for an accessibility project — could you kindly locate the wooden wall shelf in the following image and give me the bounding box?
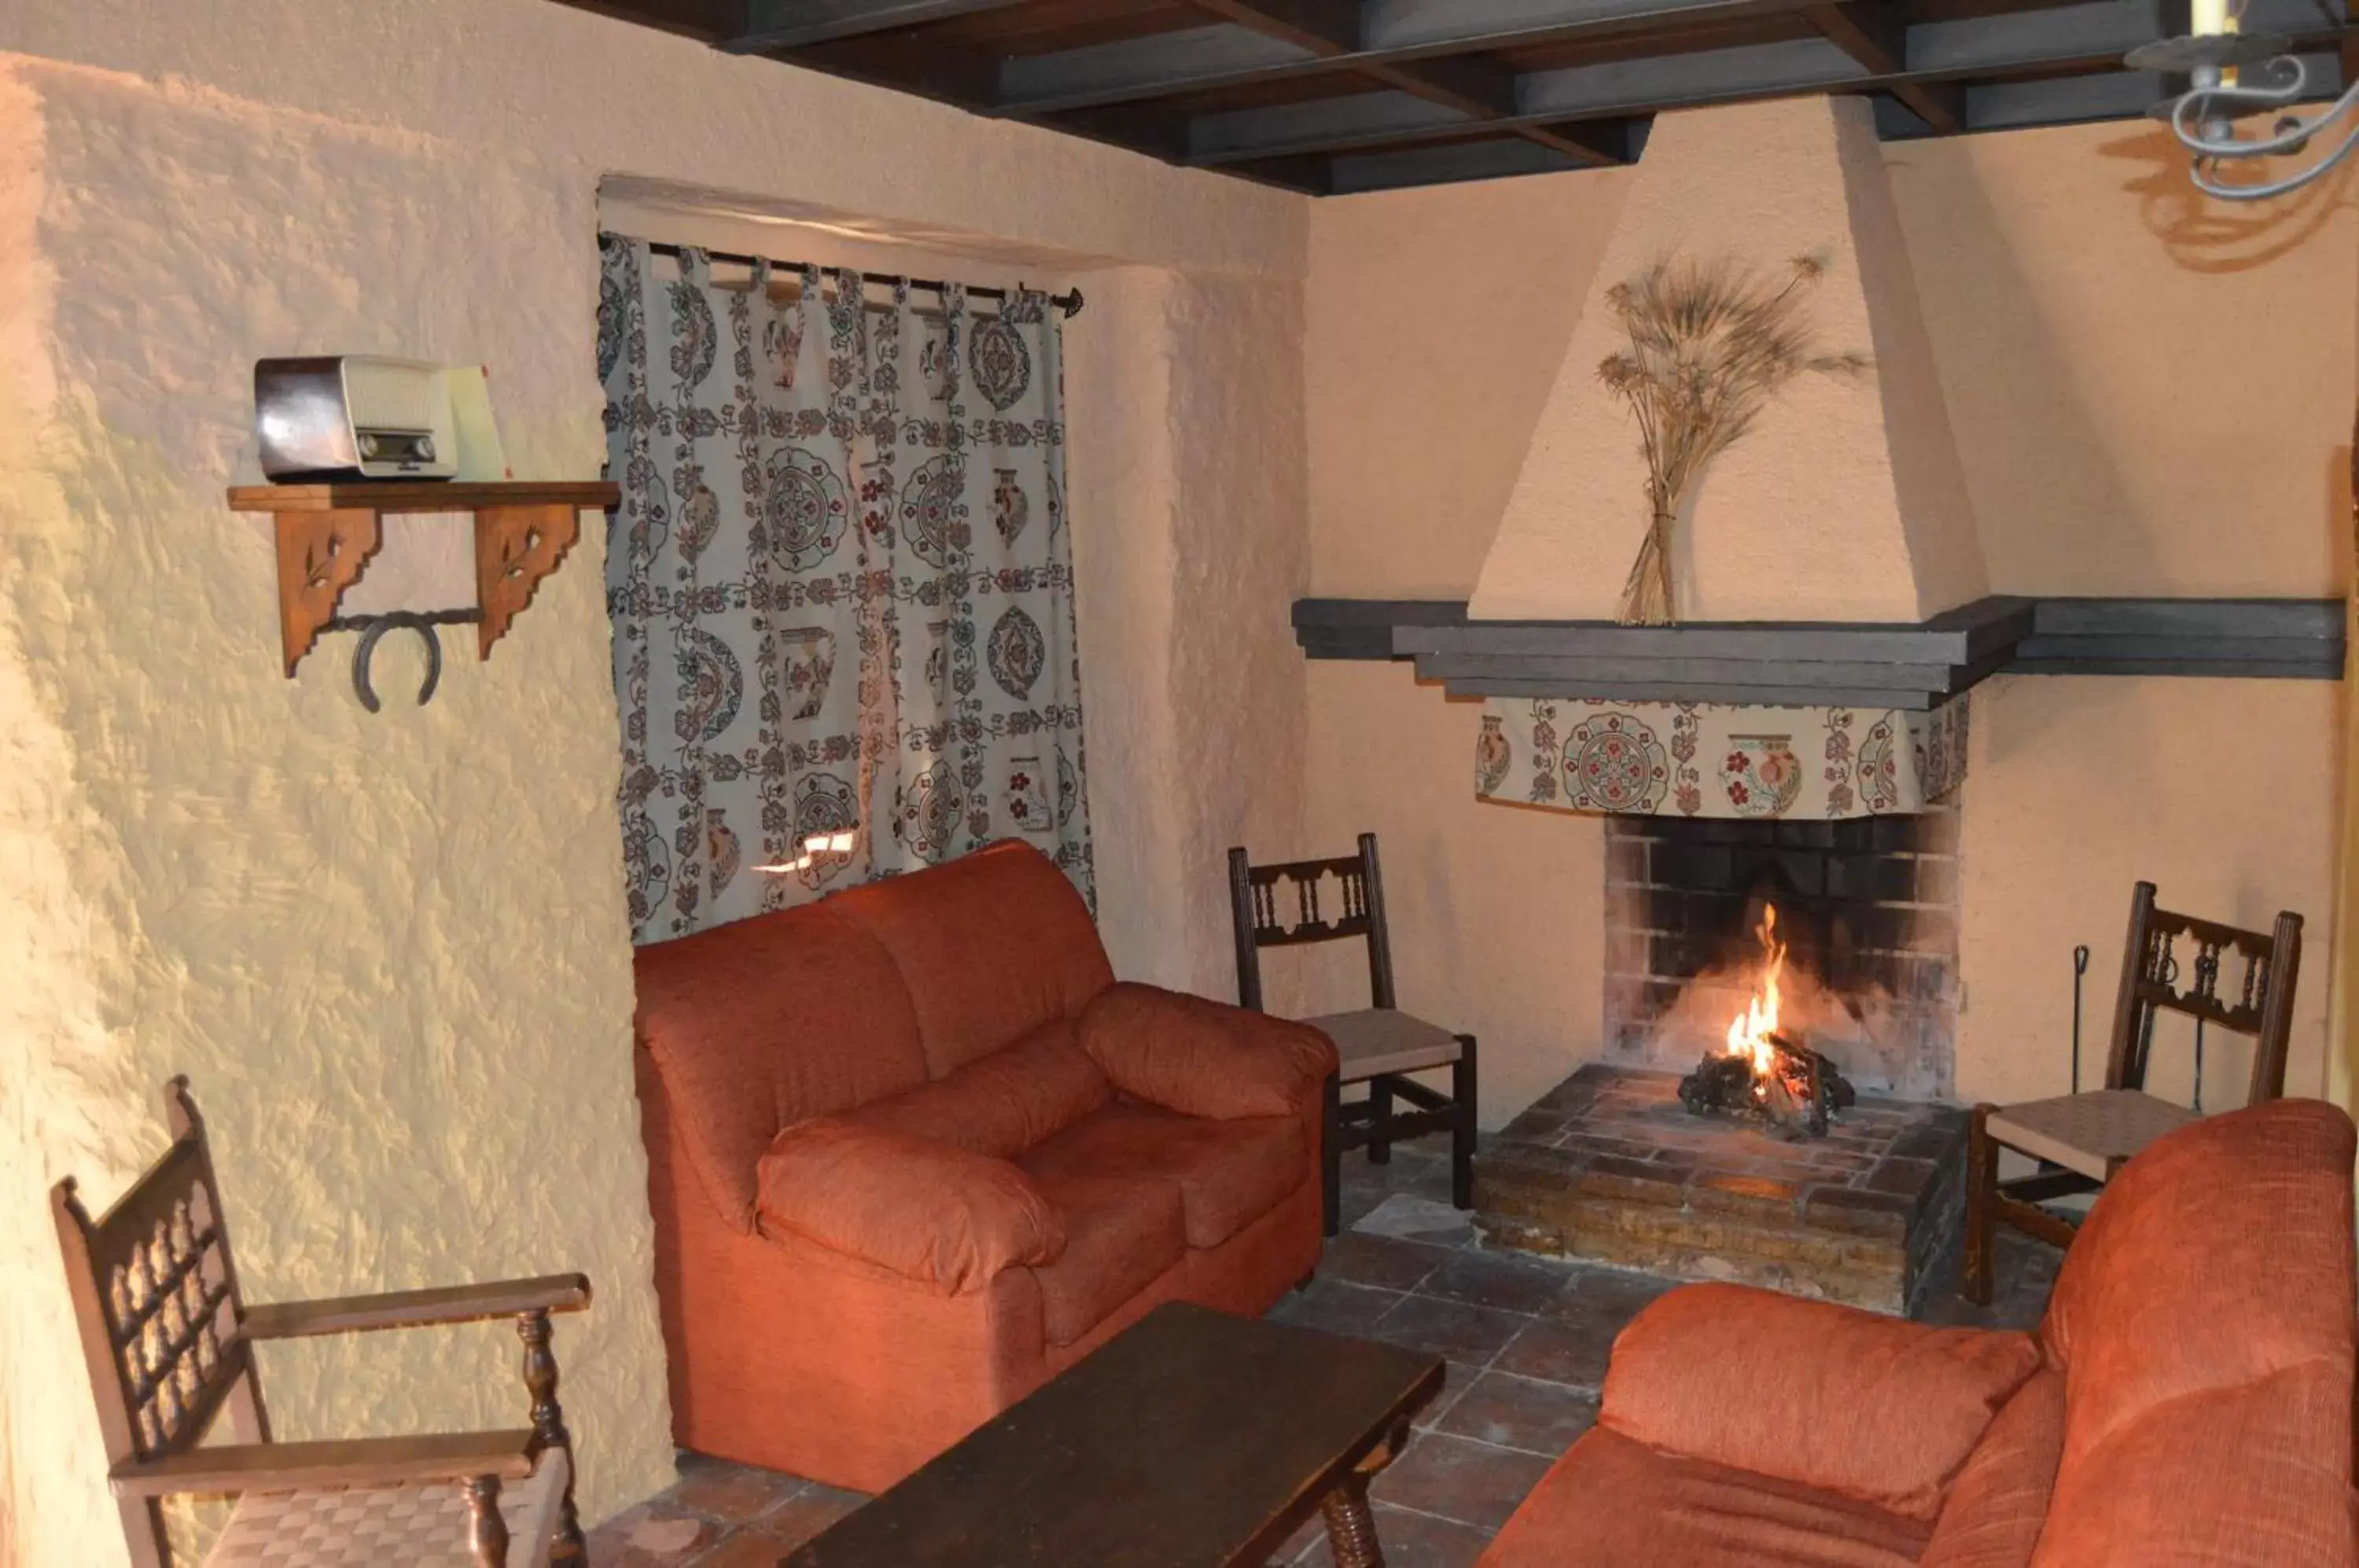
[226,482,618,679]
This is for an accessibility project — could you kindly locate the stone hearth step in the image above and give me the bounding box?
[1474,1063,1967,1316]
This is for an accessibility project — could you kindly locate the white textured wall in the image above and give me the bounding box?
[0,3,1307,1562]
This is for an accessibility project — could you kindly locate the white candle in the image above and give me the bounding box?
[2192,0,2230,33]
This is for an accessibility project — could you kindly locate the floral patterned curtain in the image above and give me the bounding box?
[599,237,1094,943]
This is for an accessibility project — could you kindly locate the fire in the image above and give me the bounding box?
[1724,904,1787,1082]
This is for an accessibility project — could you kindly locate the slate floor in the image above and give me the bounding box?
[588,1139,2059,1567]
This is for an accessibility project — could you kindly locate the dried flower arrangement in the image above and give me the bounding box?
[1596,254,1870,625]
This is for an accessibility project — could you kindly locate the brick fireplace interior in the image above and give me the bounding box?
[1603,802,1963,1101]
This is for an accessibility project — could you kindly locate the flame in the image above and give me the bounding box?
[1724,904,1786,1080]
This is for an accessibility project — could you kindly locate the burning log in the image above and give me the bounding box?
[1679,1030,1857,1137]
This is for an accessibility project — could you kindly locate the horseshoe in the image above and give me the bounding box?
[351,611,446,713]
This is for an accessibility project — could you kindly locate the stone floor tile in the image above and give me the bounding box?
[1419,1250,1574,1316]
[1291,1503,1492,1567]
[1320,1231,1459,1292]
[1491,1314,1621,1389]
[671,1453,806,1523]
[1369,1433,1556,1534]
[587,1496,720,1567]
[1268,1277,1406,1337]
[748,1483,869,1553]
[1549,1264,1676,1322]
[1367,1294,1533,1364]
[1433,1371,1599,1458]
[689,1529,800,1567]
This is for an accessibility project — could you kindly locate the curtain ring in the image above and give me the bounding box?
[351,612,445,713]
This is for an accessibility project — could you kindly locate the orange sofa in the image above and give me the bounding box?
[631,841,1337,1493]
[1481,1099,2358,1567]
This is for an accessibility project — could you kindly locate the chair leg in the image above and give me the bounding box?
[518,1310,585,1562]
[1451,1036,1478,1211]
[1962,1103,1999,1306]
[1367,1077,1393,1165]
[1322,1072,1343,1238]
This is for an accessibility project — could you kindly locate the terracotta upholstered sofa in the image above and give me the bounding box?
[1482,1099,2358,1567]
[631,841,1336,1493]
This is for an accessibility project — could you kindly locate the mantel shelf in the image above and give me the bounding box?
[227,480,619,683]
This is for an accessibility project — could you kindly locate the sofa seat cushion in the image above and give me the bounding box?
[1478,1427,1934,1568]
[1025,1173,1187,1347]
[1019,1102,1306,1250]
[1603,1285,2042,1520]
[756,1118,1063,1295]
[848,1018,1111,1160]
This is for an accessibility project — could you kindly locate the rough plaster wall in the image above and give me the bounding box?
[1470,98,1978,624]
[0,0,1301,286]
[1303,120,2350,1124]
[0,4,1311,1555]
[1299,170,1628,1121]
[1065,267,1311,1004]
[1958,675,2343,1105]
[0,60,672,1566]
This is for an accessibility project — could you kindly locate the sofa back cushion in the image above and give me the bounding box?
[2034,1099,2357,1566]
[635,904,928,1228]
[830,841,1114,1079]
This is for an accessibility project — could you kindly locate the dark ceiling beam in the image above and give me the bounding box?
[1804,2,1965,132]
[547,0,738,41]
[1188,0,1626,163]
[994,0,1835,116]
[1179,0,2353,166]
[719,0,1032,53]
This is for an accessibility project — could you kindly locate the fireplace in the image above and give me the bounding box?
[1472,798,1969,1314]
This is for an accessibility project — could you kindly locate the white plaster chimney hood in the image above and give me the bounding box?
[1470,94,1987,628]
[1449,96,1991,820]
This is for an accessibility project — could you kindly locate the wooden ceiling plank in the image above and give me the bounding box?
[720,0,1036,53]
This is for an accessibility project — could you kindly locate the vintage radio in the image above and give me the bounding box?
[253,355,459,481]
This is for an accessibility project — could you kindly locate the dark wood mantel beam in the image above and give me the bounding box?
[719,0,1036,53]
[1804,2,1967,132]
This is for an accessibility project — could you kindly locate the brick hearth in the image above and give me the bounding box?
[1474,1064,1967,1315]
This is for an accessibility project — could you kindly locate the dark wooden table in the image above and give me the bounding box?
[783,1301,1445,1568]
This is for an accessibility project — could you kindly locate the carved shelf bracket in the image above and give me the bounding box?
[474,502,582,661]
[271,507,382,676]
[228,481,617,705]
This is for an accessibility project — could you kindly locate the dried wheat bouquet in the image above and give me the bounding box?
[1597,253,1869,625]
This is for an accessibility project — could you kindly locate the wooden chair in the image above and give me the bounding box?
[1961,882,2302,1303]
[51,1077,591,1567]
[1227,834,1477,1237]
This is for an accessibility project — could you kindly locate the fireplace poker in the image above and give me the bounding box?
[2070,944,2089,1092]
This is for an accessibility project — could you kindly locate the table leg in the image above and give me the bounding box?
[1319,1476,1386,1568]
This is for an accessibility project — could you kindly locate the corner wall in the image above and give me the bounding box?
[0,4,1307,1562]
[1303,123,2352,1122]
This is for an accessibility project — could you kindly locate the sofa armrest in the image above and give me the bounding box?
[1079,982,1338,1121]
[1601,1283,2042,1520]
[756,1118,1065,1296]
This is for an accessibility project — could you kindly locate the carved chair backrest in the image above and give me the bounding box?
[52,1077,270,1568]
[2104,881,2304,1106]
[1227,831,1397,1014]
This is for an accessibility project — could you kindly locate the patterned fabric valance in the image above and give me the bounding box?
[1476,697,1967,819]
[600,237,1095,943]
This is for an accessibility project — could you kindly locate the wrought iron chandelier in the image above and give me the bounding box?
[2132,0,2359,199]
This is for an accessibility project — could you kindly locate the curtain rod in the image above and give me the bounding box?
[622,236,1084,318]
